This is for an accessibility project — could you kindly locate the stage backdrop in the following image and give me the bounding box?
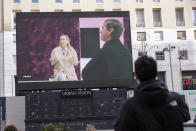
[17,17,80,81]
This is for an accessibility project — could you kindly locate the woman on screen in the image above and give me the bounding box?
[49,34,79,81]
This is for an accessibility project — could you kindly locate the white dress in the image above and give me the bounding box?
[50,46,79,81]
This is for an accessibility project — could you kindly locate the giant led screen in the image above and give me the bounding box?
[16,12,133,82]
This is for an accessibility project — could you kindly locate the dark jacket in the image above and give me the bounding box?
[82,39,132,80]
[115,80,190,131]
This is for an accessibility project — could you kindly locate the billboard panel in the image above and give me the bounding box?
[16,12,133,90]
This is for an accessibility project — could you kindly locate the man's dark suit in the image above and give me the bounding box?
[82,39,132,80]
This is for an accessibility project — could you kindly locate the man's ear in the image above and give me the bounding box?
[134,72,136,79]
[134,72,140,84]
[156,72,159,80]
[108,28,113,34]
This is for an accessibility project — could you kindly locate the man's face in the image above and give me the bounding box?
[100,22,112,42]
[59,35,68,49]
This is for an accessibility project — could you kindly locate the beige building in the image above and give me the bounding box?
[2,0,196,119]
[3,0,196,29]
[0,0,196,127]
[0,0,4,96]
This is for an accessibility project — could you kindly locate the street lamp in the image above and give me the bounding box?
[177,47,183,90]
[163,44,176,91]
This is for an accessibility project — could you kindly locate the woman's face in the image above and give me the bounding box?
[59,35,69,49]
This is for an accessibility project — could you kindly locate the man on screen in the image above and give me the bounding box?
[115,55,190,131]
[82,19,132,80]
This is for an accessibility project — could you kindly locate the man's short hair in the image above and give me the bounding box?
[134,55,157,82]
[105,19,124,39]
[4,125,17,131]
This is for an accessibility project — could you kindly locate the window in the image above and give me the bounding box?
[194,30,196,39]
[96,0,103,3]
[182,71,196,90]
[13,0,20,3]
[13,34,16,43]
[177,31,186,40]
[154,31,163,41]
[192,8,196,26]
[13,55,16,64]
[114,0,120,3]
[179,50,188,60]
[13,12,16,29]
[55,0,62,3]
[153,9,162,27]
[153,0,160,2]
[136,0,143,3]
[12,10,21,30]
[155,51,165,60]
[136,9,145,27]
[32,0,39,3]
[137,32,146,41]
[176,8,185,26]
[138,51,147,56]
[73,0,80,3]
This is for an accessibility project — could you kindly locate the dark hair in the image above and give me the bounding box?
[134,55,157,82]
[4,125,17,131]
[105,19,124,39]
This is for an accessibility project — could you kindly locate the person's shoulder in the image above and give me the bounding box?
[122,97,135,108]
[70,46,75,50]
[167,91,185,104]
[168,91,181,98]
[70,46,76,51]
[115,40,131,53]
[96,47,108,56]
[119,97,135,114]
[53,46,61,51]
[51,46,59,54]
[101,42,118,53]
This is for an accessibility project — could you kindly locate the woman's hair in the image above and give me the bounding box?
[59,34,72,50]
[4,125,17,131]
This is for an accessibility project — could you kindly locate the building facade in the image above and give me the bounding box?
[0,0,4,96]
[2,0,196,120]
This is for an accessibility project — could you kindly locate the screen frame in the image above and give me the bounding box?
[16,11,134,92]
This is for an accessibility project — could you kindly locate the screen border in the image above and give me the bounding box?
[16,11,134,92]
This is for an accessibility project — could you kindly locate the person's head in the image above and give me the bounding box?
[134,55,157,83]
[4,125,17,131]
[59,34,71,49]
[100,19,124,42]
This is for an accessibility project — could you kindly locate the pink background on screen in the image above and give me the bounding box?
[80,17,124,48]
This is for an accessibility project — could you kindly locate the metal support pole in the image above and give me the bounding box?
[178,49,182,90]
[169,44,174,91]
